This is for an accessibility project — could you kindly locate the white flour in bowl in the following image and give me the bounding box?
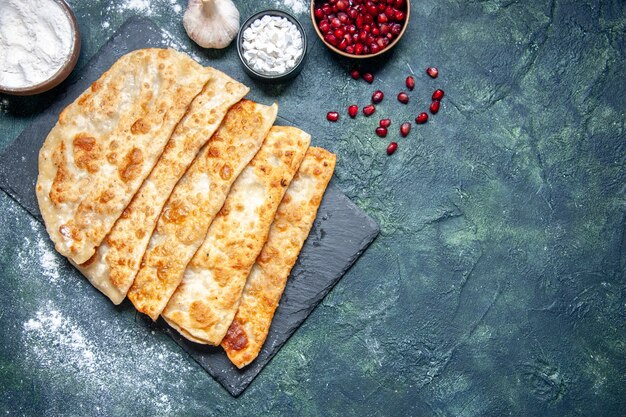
[0,0,74,89]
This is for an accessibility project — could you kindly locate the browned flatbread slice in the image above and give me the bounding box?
[221,147,336,367]
[36,48,212,264]
[162,126,311,345]
[75,74,249,304]
[127,101,278,320]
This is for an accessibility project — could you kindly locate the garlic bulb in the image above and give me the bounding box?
[183,0,240,49]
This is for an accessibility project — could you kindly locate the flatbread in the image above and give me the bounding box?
[162,126,311,345]
[75,72,249,304]
[36,48,212,264]
[221,147,336,367]
[127,101,278,320]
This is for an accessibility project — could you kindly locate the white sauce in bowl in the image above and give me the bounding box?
[0,0,74,89]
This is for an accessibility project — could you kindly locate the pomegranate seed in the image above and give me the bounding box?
[397,92,409,104]
[355,43,364,55]
[406,76,415,90]
[427,67,439,78]
[430,100,441,114]
[395,0,406,8]
[348,105,358,118]
[387,142,398,155]
[391,23,402,35]
[394,10,405,21]
[350,69,360,79]
[380,24,390,35]
[327,111,339,122]
[372,90,384,103]
[314,8,324,19]
[416,112,428,124]
[319,21,330,32]
[347,24,357,34]
[375,127,388,137]
[331,18,341,28]
[348,8,358,19]
[363,72,374,83]
[377,13,389,23]
[324,34,338,46]
[370,43,381,54]
[345,45,355,54]
[338,13,349,24]
[378,3,386,11]
[367,4,378,15]
[356,14,364,28]
[336,0,347,11]
[363,105,376,116]
[432,89,445,100]
[400,122,411,137]
[379,118,391,128]
[334,28,345,38]
[322,4,332,15]
[338,38,349,50]
[385,6,395,17]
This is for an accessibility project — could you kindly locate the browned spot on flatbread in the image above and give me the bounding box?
[119,148,143,182]
[162,200,189,224]
[130,118,151,135]
[73,134,100,174]
[189,301,219,327]
[220,164,232,180]
[222,320,248,351]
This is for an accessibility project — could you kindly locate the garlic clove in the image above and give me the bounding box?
[183,0,240,49]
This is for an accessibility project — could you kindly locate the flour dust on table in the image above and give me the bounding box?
[274,0,307,15]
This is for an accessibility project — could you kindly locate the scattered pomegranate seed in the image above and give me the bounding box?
[348,105,358,118]
[363,105,376,116]
[400,122,411,137]
[397,92,409,104]
[375,127,388,137]
[416,112,428,124]
[362,72,374,83]
[350,69,360,80]
[432,89,444,100]
[372,90,384,104]
[387,142,398,155]
[430,100,440,114]
[406,76,415,90]
[326,111,339,122]
[379,118,391,128]
[426,67,439,78]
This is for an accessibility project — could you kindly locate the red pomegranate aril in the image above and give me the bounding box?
[427,67,439,78]
[380,23,390,35]
[331,17,342,28]
[377,13,388,23]
[348,105,358,118]
[356,14,364,28]
[363,72,374,83]
[336,0,347,11]
[338,12,349,24]
[355,43,364,55]
[363,13,373,24]
[430,100,441,114]
[406,76,415,90]
[322,4,332,15]
[391,23,402,35]
[348,8,358,19]
[416,112,428,124]
[345,45,355,54]
[372,90,384,103]
[367,4,378,15]
[347,24,357,34]
[370,43,380,54]
[319,21,330,32]
[400,122,411,137]
[379,118,391,128]
[387,142,398,155]
[385,6,394,17]
[394,10,405,21]
[432,89,445,100]
[324,34,338,46]
[327,112,339,122]
[350,69,360,79]
[334,28,344,38]
[378,3,386,11]
[372,27,380,36]
[314,8,324,19]
[397,92,409,104]
[395,0,406,8]
[363,45,370,54]
[338,39,349,50]
[363,104,376,116]
[359,30,367,42]
[375,127,388,137]
[332,4,338,13]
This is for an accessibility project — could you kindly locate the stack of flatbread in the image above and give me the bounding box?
[36,49,336,368]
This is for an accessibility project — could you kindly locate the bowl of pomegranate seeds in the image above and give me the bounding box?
[311,0,410,58]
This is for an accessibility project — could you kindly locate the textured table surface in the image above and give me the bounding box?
[0,0,624,416]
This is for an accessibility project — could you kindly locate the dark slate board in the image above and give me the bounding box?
[0,18,379,397]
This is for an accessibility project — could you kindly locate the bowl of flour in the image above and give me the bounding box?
[0,0,81,95]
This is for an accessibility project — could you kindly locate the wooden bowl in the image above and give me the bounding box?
[310,0,410,59]
[0,0,81,96]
